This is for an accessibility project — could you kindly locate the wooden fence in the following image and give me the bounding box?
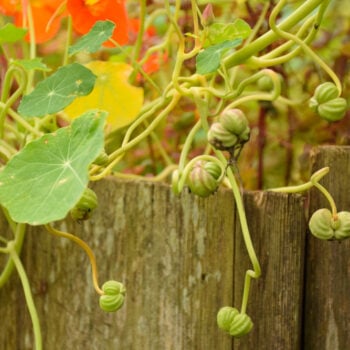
[0,146,349,349]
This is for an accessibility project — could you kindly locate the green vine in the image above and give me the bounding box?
[0,238,41,350]
[0,0,348,346]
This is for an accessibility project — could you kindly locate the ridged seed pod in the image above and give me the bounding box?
[239,127,250,142]
[313,82,339,104]
[70,187,98,221]
[257,75,274,91]
[317,97,347,122]
[217,306,239,332]
[208,109,250,151]
[204,161,222,179]
[99,280,126,312]
[93,150,109,166]
[219,109,249,136]
[309,209,334,240]
[309,82,347,122]
[309,208,350,240]
[229,313,253,338]
[186,160,222,197]
[217,307,253,338]
[207,122,239,150]
[334,211,350,240]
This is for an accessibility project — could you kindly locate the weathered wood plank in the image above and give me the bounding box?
[0,178,235,349]
[303,146,350,349]
[0,174,308,350]
[233,191,306,350]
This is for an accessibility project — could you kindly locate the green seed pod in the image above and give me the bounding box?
[309,96,319,113]
[334,211,350,240]
[308,208,350,241]
[317,97,348,122]
[186,160,222,197]
[309,82,347,122]
[239,127,251,142]
[257,75,274,91]
[204,161,222,180]
[93,150,109,166]
[309,208,334,240]
[70,187,98,221]
[217,306,239,332]
[207,122,239,151]
[217,307,253,338]
[208,109,251,151]
[313,82,339,104]
[229,312,253,338]
[219,109,249,136]
[99,280,126,312]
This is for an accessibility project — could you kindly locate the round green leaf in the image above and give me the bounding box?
[13,58,51,72]
[0,110,107,225]
[0,23,27,44]
[203,19,251,47]
[196,39,242,75]
[68,20,115,56]
[18,63,96,117]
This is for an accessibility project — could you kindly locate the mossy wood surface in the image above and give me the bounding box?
[0,146,348,349]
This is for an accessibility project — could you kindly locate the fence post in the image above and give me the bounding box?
[303,146,350,349]
[0,180,236,349]
[0,176,306,349]
[233,191,306,350]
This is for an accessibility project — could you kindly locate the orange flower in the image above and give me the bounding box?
[67,0,129,46]
[142,52,168,75]
[0,0,66,43]
[128,18,168,76]
[128,18,156,43]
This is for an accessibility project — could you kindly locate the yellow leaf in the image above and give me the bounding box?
[64,61,144,131]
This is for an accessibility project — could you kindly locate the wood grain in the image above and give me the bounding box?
[233,191,306,350]
[0,179,235,349]
[303,146,350,350]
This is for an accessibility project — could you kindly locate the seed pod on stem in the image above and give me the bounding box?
[186,160,222,197]
[217,306,253,338]
[217,306,239,332]
[70,187,98,221]
[99,280,126,312]
[309,82,348,122]
[207,122,239,150]
[208,109,250,152]
[317,98,348,122]
[93,150,109,166]
[311,82,339,105]
[308,208,350,240]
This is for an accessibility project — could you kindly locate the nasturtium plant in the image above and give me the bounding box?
[0,110,107,225]
[197,17,251,75]
[196,39,242,74]
[12,58,51,72]
[64,61,144,130]
[202,19,251,47]
[0,23,27,44]
[0,1,349,348]
[68,20,116,56]
[18,63,96,117]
